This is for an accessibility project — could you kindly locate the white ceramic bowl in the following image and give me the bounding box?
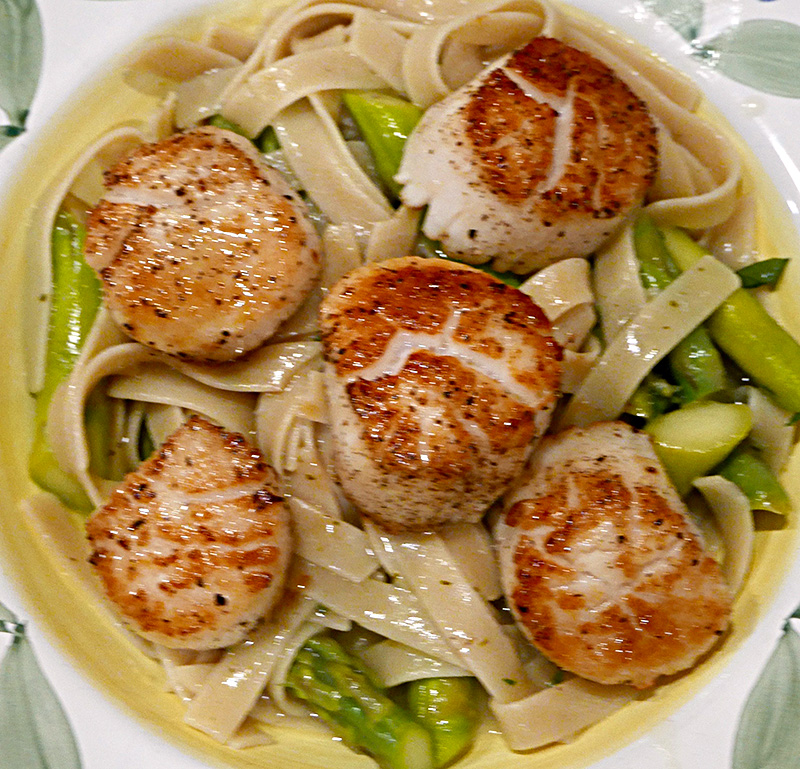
[1,2,799,767]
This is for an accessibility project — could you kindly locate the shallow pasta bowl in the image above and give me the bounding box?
[0,0,800,767]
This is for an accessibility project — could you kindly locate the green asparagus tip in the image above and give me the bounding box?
[736,258,789,289]
[287,636,434,769]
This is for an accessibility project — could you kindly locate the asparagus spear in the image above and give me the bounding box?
[717,444,791,515]
[341,90,424,198]
[707,289,800,413]
[29,211,102,511]
[632,215,728,402]
[737,258,788,289]
[669,326,728,402]
[626,373,678,421]
[407,678,480,768]
[633,213,680,295]
[659,225,708,271]
[206,114,280,153]
[287,636,434,769]
[662,226,800,413]
[138,418,156,462]
[645,401,753,496]
[256,125,281,153]
[84,387,119,481]
[206,114,247,135]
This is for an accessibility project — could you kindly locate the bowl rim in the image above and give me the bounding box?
[1,2,799,769]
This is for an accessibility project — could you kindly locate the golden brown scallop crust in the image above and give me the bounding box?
[398,37,659,272]
[497,421,732,689]
[87,415,291,650]
[85,126,320,362]
[462,68,559,204]
[477,38,659,213]
[462,37,658,240]
[321,256,562,531]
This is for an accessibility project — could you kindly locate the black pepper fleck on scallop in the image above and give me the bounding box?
[83,126,321,362]
[397,37,658,274]
[496,420,732,689]
[86,415,292,651]
[319,256,562,532]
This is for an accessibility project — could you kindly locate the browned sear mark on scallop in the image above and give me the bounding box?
[84,126,320,362]
[463,69,557,202]
[497,421,732,689]
[86,415,292,650]
[347,350,539,476]
[320,256,562,531]
[398,37,659,272]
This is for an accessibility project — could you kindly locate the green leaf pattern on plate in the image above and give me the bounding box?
[0,602,82,769]
[0,0,43,148]
[642,0,704,42]
[698,19,800,98]
[645,0,800,98]
[733,618,800,769]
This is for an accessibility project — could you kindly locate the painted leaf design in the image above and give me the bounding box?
[0,603,82,769]
[0,127,24,150]
[642,0,704,42]
[0,0,43,141]
[733,620,800,769]
[701,20,800,98]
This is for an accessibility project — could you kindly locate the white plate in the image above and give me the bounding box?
[1,1,799,767]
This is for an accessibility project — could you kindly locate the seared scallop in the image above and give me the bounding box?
[397,37,658,273]
[86,415,292,650]
[84,126,321,362]
[320,256,562,532]
[496,421,732,689]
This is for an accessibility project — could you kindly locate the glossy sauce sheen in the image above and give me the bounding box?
[86,416,291,650]
[84,126,320,362]
[398,37,658,273]
[320,256,562,531]
[496,421,732,688]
